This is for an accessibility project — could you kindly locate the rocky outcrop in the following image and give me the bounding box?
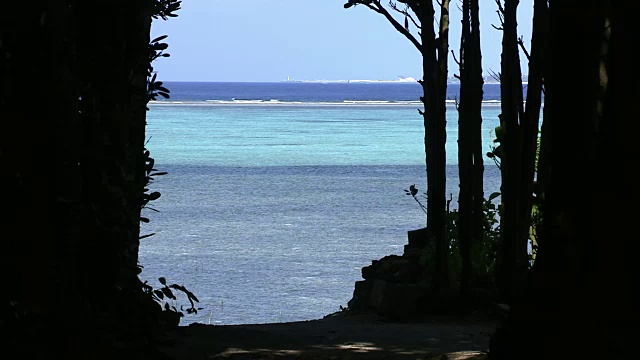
[347,228,435,320]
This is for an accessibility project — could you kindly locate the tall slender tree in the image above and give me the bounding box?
[493,0,547,304]
[344,0,451,293]
[495,0,527,304]
[455,0,484,299]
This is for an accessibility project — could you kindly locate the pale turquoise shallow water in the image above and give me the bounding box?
[139,101,502,325]
[145,103,501,166]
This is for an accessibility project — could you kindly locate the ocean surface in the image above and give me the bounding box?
[139,81,503,325]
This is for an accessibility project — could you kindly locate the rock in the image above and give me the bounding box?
[347,227,434,319]
[404,227,430,259]
[361,255,424,283]
[407,227,429,248]
[368,279,429,320]
[347,280,373,311]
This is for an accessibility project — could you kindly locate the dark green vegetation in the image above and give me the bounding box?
[1,1,637,359]
[0,1,190,359]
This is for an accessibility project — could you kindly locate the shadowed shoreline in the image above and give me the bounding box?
[160,312,496,359]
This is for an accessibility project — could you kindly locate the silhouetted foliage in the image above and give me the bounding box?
[0,0,187,358]
[138,0,201,323]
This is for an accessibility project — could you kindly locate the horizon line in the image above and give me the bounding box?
[156,79,505,84]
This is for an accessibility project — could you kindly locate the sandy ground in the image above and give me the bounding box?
[158,312,498,359]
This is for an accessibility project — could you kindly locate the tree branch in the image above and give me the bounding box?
[495,0,505,15]
[489,69,501,83]
[344,0,422,53]
[494,0,505,29]
[451,49,461,66]
[517,36,531,61]
[389,1,421,29]
[396,0,423,22]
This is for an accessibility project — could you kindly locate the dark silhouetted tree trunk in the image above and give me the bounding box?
[495,0,529,304]
[532,1,551,247]
[345,0,451,295]
[419,0,451,294]
[456,0,484,300]
[495,0,547,305]
[489,2,638,358]
[468,0,485,292]
[519,0,547,258]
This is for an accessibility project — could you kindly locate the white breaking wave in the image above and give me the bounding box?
[284,76,419,84]
[150,100,421,107]
[149,99,503,107]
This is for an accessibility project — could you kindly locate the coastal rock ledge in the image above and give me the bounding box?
[347,227,451,320]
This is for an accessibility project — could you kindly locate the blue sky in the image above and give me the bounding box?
[151,0,533,82]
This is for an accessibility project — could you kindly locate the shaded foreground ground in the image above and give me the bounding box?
[159,312,498,359]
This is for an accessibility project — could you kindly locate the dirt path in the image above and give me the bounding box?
[159,312,497,359]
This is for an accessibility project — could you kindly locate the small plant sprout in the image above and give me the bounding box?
[404,184,427,214]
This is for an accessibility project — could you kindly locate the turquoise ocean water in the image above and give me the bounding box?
[139,82,503,325]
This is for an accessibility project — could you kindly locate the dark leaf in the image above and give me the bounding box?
[139,233,156,240]
[495,125,505,141]
[187,291,199,303]
[159,277,167,285]
[154,289,165,299]
[140,217,150,223]
[154,43,169,50]
[169,284,185,292]
[161,287,176,300]
[489,192,501,201]
[151,35,168,43]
